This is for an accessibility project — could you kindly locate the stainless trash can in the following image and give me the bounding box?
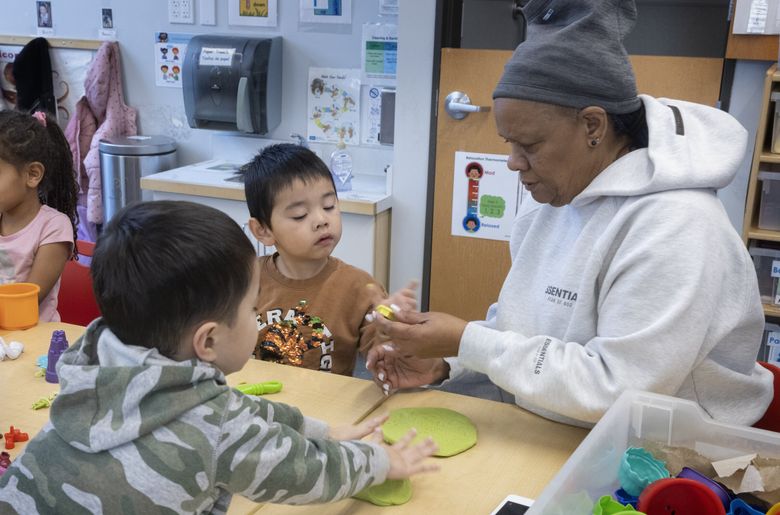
[99,135,177,222]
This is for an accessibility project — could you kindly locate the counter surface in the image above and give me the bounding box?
[141,159,391,216]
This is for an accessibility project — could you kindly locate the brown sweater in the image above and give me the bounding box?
[254,254,384,376]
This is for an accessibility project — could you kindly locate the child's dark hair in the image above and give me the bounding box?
[91,200,257,358]
[241,143,335,228]
[0,110,78,256]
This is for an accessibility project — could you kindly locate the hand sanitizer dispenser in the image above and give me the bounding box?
[183,35,282,134]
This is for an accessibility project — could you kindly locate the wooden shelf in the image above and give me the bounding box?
[747,228,780,242]
[764,303,780,318]
[760,152,780,164]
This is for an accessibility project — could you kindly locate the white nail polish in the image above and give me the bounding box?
[390,303,400,312]
[365,313,374,322]
[383,383,390,391]
[382,344,394,352]
[378,372,385,381]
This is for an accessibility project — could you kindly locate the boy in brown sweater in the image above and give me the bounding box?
[242,144,407,376]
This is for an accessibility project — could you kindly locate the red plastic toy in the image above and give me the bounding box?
[4,426,29,450]
[638,477,726,515]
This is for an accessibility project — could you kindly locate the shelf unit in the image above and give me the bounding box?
[743,63,780,318]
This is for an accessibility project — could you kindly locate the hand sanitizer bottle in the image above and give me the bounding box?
[329,140,353,192]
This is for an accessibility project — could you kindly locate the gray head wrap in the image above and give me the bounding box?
[493,0,641,114]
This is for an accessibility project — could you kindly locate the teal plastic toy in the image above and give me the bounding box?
[618,447,670,497]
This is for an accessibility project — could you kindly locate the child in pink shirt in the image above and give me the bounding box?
[0,111,78,322]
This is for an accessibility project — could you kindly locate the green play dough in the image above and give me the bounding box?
[382,407,477,457]
[353,479,412,506]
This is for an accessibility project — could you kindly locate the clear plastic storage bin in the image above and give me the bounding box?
[759,171,780,230]
[762,322,780,363]
[529,391,780,515]
[750,245,780,304]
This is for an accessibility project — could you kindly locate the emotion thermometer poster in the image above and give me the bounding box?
[450,151,520,242]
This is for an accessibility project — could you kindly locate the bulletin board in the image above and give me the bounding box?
[0,35,100,125]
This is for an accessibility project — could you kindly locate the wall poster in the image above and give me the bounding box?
[450,151,522,242]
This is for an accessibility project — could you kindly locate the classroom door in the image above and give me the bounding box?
[428,49,514,322]
[428,49,724,322]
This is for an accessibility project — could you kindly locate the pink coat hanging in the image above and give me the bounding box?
[65,41,137,226]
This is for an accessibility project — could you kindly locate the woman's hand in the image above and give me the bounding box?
[372,309,468,358]
[366,281,419,325]
[328,414,388,441]
[366,344,450,394]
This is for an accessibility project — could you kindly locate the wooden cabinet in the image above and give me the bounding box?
[743,64,780,318]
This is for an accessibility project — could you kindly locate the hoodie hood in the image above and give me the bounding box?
[572,95,748,206]
[50,319,228,453]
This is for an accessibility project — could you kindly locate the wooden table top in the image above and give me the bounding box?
[0,323,588,515]
[254,389,588,515]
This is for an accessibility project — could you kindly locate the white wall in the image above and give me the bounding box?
[0,0,394,174]
[388,0,436,292]
[722,60,775,232]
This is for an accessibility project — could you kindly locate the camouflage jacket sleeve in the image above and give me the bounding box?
[243,393,328,438]
[216,391,389,503]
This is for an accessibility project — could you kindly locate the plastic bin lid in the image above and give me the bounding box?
[98,135,176,155]
[749,245,780,258]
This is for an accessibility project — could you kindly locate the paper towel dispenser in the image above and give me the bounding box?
[183,35,282,134]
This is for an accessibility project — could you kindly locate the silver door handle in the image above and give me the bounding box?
[444,91,491,120]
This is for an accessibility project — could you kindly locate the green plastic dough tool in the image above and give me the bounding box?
[235,381,283,395]
[354,479,412,506]
[382,407,477,457]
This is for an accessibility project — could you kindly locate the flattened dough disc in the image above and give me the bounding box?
[382,407,477,457]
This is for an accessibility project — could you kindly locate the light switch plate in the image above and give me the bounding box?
[168,0,194,24]
[199,0,216,25]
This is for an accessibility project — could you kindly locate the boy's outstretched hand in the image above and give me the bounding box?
[329,414,389,441]
[373,428,439,479]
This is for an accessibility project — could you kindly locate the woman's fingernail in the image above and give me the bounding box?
[365,313,375,322]
[378,372,385,381]
[383,383,390,391]
[382,344,394,352]
[390,303,400,312]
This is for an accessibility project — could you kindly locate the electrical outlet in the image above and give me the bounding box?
[168,0,194,24]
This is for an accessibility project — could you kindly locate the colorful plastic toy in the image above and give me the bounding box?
[638,478,726,515]
[4,426,29,450]
[374,304,395,320]
[235,381,283,395]
[618,447,671,497]
[592,495,638,514]
[677,467,732,509]
[0,451,11,476]
[613,488,639,509]
[727,498,765,515]
[45,330,69,383]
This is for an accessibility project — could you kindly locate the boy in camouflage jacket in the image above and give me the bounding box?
[0,201,437,514]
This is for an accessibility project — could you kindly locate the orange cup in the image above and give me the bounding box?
[0,283,40,330]
[767,503,780,515]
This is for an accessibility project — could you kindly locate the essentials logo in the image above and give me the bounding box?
[544,285,578,308]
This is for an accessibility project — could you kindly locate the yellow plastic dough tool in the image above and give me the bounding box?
[382,407,477,457]
[353,478,412,506]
